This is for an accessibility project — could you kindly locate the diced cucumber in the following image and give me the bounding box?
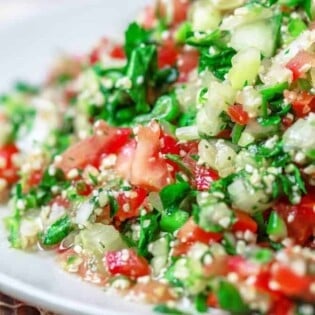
[228,48,261,90]
[149,235,170,275]
[228,176,272,213]
[173,257,208,294]
[283,113,315,154]
[189,0,221,32]
[76,223,125,257]
[230,15,282,58]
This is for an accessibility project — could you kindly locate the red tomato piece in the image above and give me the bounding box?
[275,193,315,244]
[286,50,315,81]
[56,126,131,174]
[105,249,150,278]
[271,265,311,297]
[115,140,136,182]
[177,218,222,244]
[193,165,219,191]
[227,256,261,278]
[115,187,147,221]
[158,40,179,69]
[110,45,125,59]
[227,104,250,125]
[160,134,180,155]
[232,210,258,233]
[27,170,43,189]
[207,293,218,308]
[156,0,189,25]
[268,297,294,315]
[177,48,199,82]
[0,143,19,184]
[292,91,315,117]
[130,122,174,191]
[140,6,156,29]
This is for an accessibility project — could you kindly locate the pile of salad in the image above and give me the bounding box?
[2,0,315,314]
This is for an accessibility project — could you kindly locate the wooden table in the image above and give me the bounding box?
[0,293,55,315]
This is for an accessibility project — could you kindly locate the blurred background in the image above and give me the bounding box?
[0,0,65,26]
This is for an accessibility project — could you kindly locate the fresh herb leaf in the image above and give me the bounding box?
[217,281,249,314]
[124,22,151,58]
[160,182,191,210]
[138,212,159,257]
[108,194,119,217]
[41,215,73,246]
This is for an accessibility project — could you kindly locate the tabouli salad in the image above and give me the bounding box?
[2,0,315,314]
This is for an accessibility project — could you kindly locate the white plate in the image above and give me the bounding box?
[0,1,159,314]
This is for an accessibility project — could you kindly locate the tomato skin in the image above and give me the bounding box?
[115,187,147,221]
[227,104,250,125]
[56,126,131,174]
[0,143,19,184]
[177,218,222,244]
[105,249,150,278]
[275,193,315,244]
[286,50,315,81]
[232,210,258,233]
[284,90,315,117]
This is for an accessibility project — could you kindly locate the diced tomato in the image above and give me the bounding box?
[156,0,189,25]
[193,165,219,191]
[177,48,199,82]
[227,104,250,125]
[89,39,125,64]
[172,241,193,257]
[105,249,150,278]
[0,143,19,184]
[207,293,218,308]
[110,45,125,59]
[177,218,222,244]
[227,256,261,278]
[281,115,294,128]
[115,140,136,182]
[275,192,315,244]
[232,210,258,233]
[217,129,232,139]
[56,126,131,174]
[140,6,156,29]
[284,90,315,118]
[115,187,147,221]
[26,170,43,189]
[271,265,312,297]
[286,50,315,81]
[75,180,93,196]
[129,122,174,191]
[160,134,180,155]
[268,297,294,315]
[50,195,71,209]
[158,40,179,69]
[180,141,219,190]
